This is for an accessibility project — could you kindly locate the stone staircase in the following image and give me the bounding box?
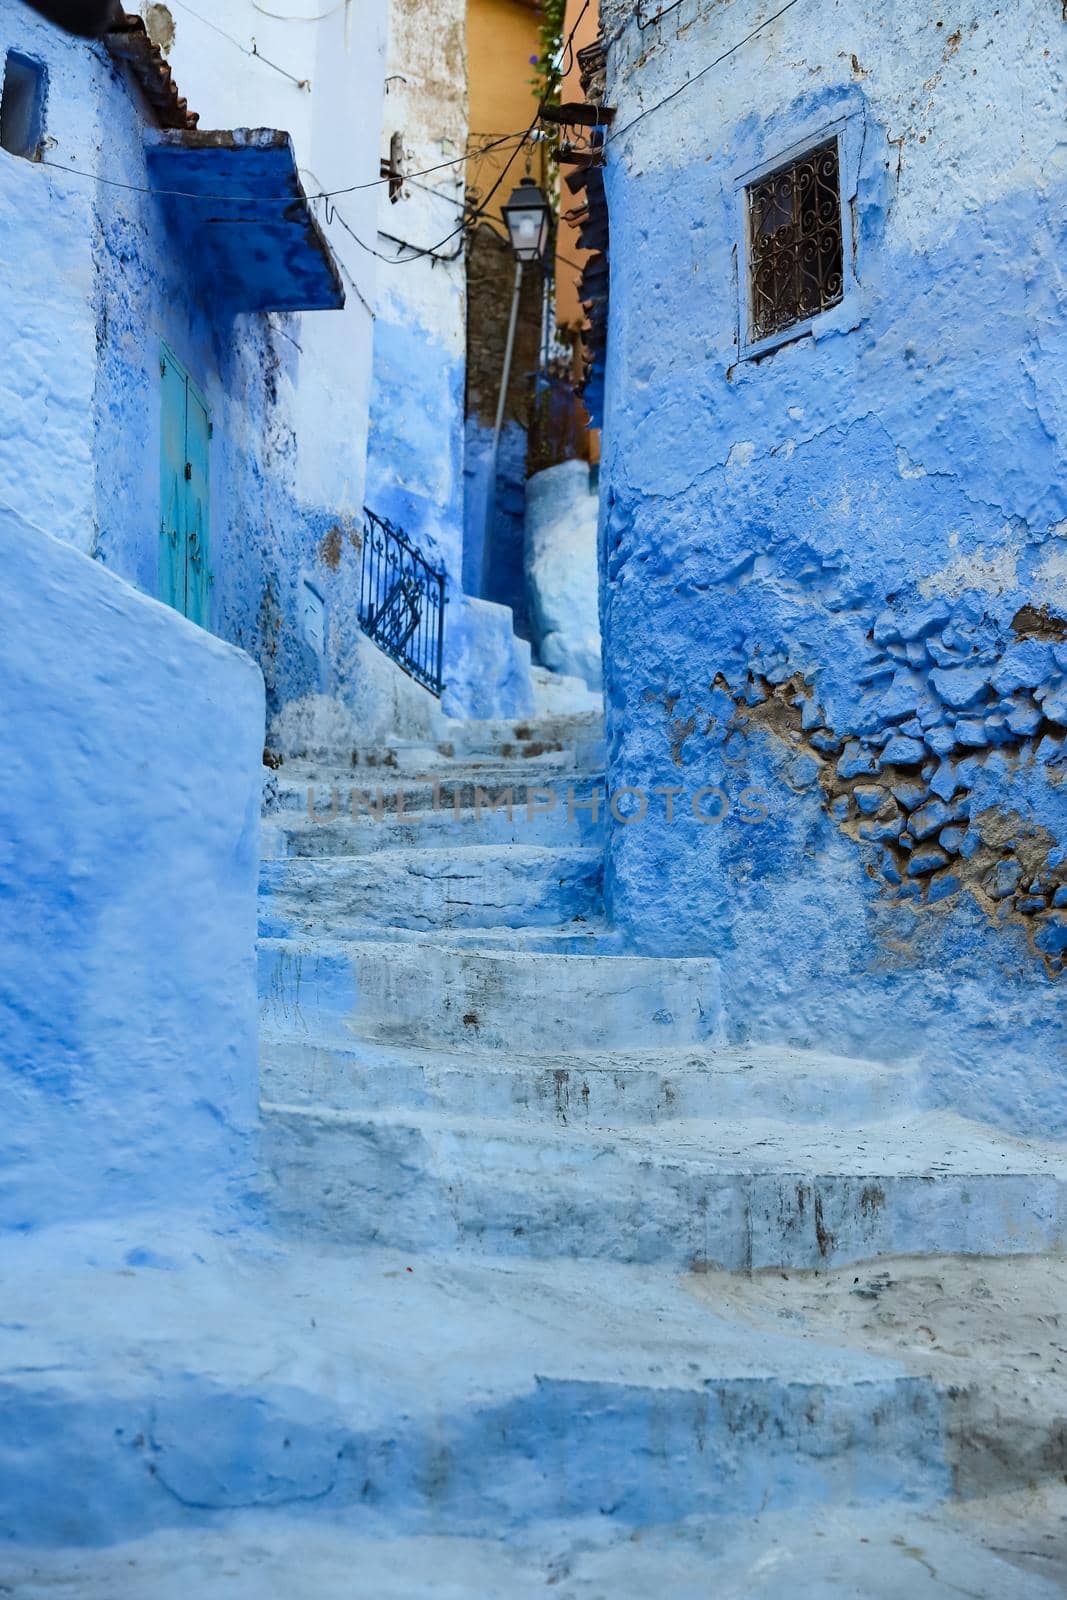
[257,710,1065,1272]
[4,708,1067,1593]
[250,708,1067,1584]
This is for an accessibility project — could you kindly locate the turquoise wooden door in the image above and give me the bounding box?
[159,345,212,625]
[184,386,211,627]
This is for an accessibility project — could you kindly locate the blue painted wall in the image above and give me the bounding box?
[0,4,376,731]
[599,4,1067,1132]
[463,416,533,641]
[366,314,535,717]
[0,506,263,1230]
[365,314,467,587]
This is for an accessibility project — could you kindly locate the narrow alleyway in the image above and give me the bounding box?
[5,0,1066,1589]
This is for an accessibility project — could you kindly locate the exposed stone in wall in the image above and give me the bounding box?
[142,2,175,55]
[723,595,1067,974]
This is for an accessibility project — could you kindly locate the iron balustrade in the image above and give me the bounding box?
[358,508,447,697]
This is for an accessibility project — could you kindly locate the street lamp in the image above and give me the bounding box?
[501,178,552,264]
[483,180,551,596]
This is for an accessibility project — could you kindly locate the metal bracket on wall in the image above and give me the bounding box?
[379,131,405,203]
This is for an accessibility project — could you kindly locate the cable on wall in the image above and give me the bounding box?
[250,0,349,19]
[168,0,310,89]
[38,130,530,206]
[606,0,806,146]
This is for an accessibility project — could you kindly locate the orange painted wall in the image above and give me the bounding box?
[555,0,600,335]
[466,0,545,232]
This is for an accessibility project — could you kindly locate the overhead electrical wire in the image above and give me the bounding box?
[606,0,806,146]
[324,0,598,266]
[327,113,540,265]
[38,130,528,206]
[168,0,309,89]
[250,0,350,19]
[38,0,600,265]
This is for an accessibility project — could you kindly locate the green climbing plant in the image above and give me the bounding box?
[529,0,566,214]
[530,0,566,109]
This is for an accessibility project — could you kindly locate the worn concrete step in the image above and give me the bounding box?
[258,937,722,1053]
[263,768,603,820]
[531,662,603,715]
[258,917,620,952]
[260,1034,921,1128]
[0,1219,946,1549]
[259,846,603,932]
[690,1253,1067,1506]
[260,1103,1067,1269]
[346,744,581,775]
[261,796,604,858]
[434,709,603,757]
[4,1500,1059,1599]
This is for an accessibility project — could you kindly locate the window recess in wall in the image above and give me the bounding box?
[746,137,843,343]
[1,51,47,161]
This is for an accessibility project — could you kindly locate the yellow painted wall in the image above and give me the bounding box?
[466,0,545,233]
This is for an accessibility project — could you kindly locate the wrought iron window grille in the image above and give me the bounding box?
[746,137,844,343]
[358,507,447,697]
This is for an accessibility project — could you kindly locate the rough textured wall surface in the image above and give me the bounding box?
[0,12,97,550]
[526,459,602,688]
[599,0,1067,1132]
[0,3,389,732]
[465,417,533,639]
[464,222,544,633]
[361,0,538,715]
[364,0,468,587]
[0,509,263,1230]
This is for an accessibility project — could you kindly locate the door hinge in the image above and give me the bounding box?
[185,462,192,481]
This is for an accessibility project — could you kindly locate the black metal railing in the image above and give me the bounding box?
[358,507,447,696]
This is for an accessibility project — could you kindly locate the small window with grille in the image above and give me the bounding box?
[746,137,844,344]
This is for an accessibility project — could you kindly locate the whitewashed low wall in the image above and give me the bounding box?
[525,461,602,690]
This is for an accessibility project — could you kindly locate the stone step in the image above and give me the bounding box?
[346,744,582,774]
[4,1500,1059,1598]
[258,937,722,1053]
[260,1103,1067,1269]
[278,712,606,781]
[435,709,603,756]
[259,847,603,932]
[258,917,620,952]
[689,1252,1067,1506]
[261,797,604,858]
[260,1034,921,1128]
[263,768,604,819]
[0,1219,946,1550]
[531,662,603,715]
